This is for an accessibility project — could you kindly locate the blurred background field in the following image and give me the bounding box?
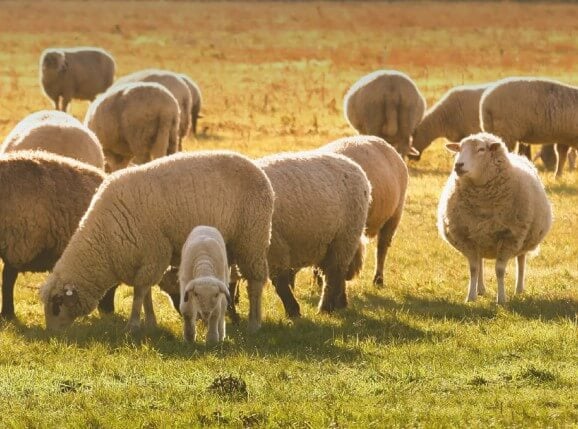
[0,2,576,427]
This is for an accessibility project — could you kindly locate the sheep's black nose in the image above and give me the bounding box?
[455,162,464,168]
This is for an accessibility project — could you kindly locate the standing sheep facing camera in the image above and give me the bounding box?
[114,69,192,147]
[0,151,105,319]
[39,47,115,112]
[85,82,180,172]
[179,226,230,344]
[344,70,426,158]
[39,151,274,333]
[438,133,552,304]
[2,110,104,169]
[480,77,578,177]
[409,83,489,160]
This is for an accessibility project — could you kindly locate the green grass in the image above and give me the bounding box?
[0,2,577,427]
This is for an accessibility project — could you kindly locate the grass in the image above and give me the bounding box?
[0,1,577,427]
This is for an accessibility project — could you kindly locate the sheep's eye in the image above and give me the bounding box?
[477,148,486,153]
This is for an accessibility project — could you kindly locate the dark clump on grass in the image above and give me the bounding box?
[469,375,489,386]
[518,365,557,383]
[208,375,248,400]
[58,379,88,394]
[239,412,267,428]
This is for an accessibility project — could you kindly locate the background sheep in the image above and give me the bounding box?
[409,83,489,160]
[320,135,408,286]
[179,226,230,344]
[231,151,370,318]
[344,70,426,158]
[40,151,274,333]
[39,47,115,112]
[1,110,104,169]
[535,144,577,172]
[114,69,192,147]
[480,77,578,177]
[84,82,180,172]
[179,74,203,136]
[438,133,552,304]
[0,151,105,319]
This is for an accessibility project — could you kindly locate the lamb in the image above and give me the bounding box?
[179,74,203,136]
[409,84,489,160]
[0,151,105,319]
[179,226,230,344]
[1,110,104,169]
[320,135,408,286]
[39,47,115,112]
[344,70,426,158]
[114,69,192,146]
[438,132,552,304]
[39,151,274,333]
[84,82,180,172]
[480,77,578,177]
[231,151,371,318]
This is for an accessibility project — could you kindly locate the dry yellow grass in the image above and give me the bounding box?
[0,2,577,427]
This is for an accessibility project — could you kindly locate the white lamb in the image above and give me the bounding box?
[438,133,552,304]
[179,226,230,344]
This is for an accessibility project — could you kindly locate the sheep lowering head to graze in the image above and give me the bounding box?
[39,47,115,112]
[438,133,552,304]
[1,110,104,169]
[85,82,180,172]
[179,226,231,344]
[39,151,273,333]
[344,70,425,158]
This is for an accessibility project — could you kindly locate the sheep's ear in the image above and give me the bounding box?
[408,146,420,158]
[445,143,461,153]
[489,142,501,152]
[218,282,231,305]
[51,295,63,316]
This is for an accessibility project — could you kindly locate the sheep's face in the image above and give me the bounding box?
[446,133,506,182]
[396,139,421,160]
[180,277,230,321]
[40,278,80,331]
[158,266,179,295]
[41,51,66,74]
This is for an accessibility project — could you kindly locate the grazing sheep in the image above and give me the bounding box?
[84,82,180,172]
[179,226,230,344]
[344,70,426,157]
[0,151,105,319]
[480,77,578,177]
[438,133,552,304]
[39,47,115,112]
[321,135,408,286]
[1,110,104,169]
[179,74,203,136]
[232,151,370,318]
[39,151,274,333]
[410,84,489,160]
[114,69,192,146]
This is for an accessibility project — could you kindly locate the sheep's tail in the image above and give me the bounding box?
[345,236,367,281]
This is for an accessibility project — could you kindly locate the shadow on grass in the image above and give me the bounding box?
[508,296,578,321]
[545,182,578,196]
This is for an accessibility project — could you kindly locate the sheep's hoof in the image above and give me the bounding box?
[372,275,384,287]
[496,296,507,305]
[125,321,141,335]
[247,320,261,333]
[515,288,525,295]
[318,302,335,314]
[0,311,15,321]
[144,319,158,330]
[465,295,477,303]
[286,307,301,319]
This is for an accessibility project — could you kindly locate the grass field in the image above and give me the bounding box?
[0,1,577,427]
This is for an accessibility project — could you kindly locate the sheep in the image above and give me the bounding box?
[344,70,426,158]
[0,151,105,319]
[39,151,274,333]
[1,110,104,169]
[231,151,371,318]
[179,226,230,344]
[438,133,552,304]
[480,77,578,177]
[320,135,408,286]
[409,84,489,160]
[39,47,115,112]
[179,74,203,136]
[84,82,180,172]
[535,144,577,172]
[114,69,192,146]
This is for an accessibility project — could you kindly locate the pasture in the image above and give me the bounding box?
[0,1,577,427]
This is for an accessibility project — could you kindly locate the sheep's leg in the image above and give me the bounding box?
[1,264,18,319]
[477,256,486,295]
[206,312,220,344]
[218,308,226,341]
[53,96,61,111]
[272,272,301,318]
[126,286,147,333]
[495,258,508,304]
[142,288,157,329]
[318,267,346,313]
[227,278,240,324]
[246,277,265,332]
[61,94,71,113]
[312,267,323,290]
[555,144,569,178]
[568,148,576,170]
[168,293,181,314]
[466,256,480,302]
[516,253,526,295]
[517,143,532,160]
[183,314,196,342]
[98,285,118,314]
[374,210,403,286]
